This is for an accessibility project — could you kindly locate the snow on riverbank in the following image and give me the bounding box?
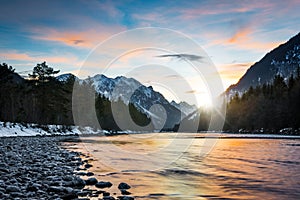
[2,121,299,138]
[0,122,109,137]
[0,121,156,138]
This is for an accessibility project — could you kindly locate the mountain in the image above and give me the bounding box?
[58,74,193,130]
[89,74,182,130]
[56,73,76,82]
[170,100,197,117]
[227,32,300,96]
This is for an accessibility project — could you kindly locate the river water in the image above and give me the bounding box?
[66,133,300,199]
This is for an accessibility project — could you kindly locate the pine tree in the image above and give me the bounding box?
[0,63,15,83]
[28,61,60,82]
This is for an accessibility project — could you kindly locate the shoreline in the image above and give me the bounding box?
[0,136,134,200]
[1,132,300,140]
[1,121,300,139]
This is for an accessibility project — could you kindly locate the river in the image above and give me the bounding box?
[65,133,300,199]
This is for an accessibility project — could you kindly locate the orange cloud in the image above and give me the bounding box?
[217,62,254,88]
[205,26,283,52]
[33,30,95,48]
[0,52,33,61]
[226,27,282,51]
[228,27,251,44]
[0,51,81,68]
[218,62,253,75]
[179,1,273,19]
[31,26,125,49]
[181,0,300,20]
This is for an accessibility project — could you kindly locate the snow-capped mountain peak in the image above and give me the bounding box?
[57,73,196,129]
[170,100,197,116]
[87,74,184,129]
[56,73,76,82]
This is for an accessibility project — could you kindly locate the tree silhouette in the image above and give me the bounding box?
[29,61,60,82]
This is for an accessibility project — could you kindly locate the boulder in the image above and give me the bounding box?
[95,181,113,189]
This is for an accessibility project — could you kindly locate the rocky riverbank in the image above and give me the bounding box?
[0,136,134,200]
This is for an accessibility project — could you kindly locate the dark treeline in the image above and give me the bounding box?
[0,62,151,131]
[0,62,73,125]
[225,74,300,133]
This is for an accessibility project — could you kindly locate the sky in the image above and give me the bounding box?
[1,0,300,106]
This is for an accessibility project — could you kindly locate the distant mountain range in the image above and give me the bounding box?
[56,73,197,129]
[227,32,300,96]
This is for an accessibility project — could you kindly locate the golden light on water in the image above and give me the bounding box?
[64,134,300,199]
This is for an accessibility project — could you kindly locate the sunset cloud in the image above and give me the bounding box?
[31,26,125,49]
[0,51,81,72]
[228,27,251,44]
[216,62,254,88]
[226,27,283,51]
[204,26,283,54]
[1,51,77,63]
[0,52,34,62]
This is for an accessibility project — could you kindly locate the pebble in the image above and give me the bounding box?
[118,182,131,190]
[95,181,113,189]
[86,172,94,176]
[103,191,110,196]
[85,177,98,185]
[120,189,132,195]
[103,196,115,200]
[6,185,21,193]
[118,196,135,200]
[85,163,93,168]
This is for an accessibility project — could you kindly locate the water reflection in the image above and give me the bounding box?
[65,133,300,199]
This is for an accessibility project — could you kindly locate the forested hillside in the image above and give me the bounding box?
[0,62,152,131]
[227,32,300,94]
[225,74,300,133]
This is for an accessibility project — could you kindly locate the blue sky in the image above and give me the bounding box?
[1,0,299,105]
